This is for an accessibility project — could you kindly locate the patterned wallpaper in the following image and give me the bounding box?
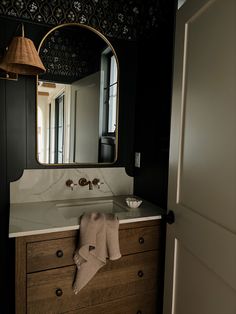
[39,26,106,83]
[0,0,170,40]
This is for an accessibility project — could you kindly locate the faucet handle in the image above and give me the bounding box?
[65,179,77,191]
[78,178,88,186]
[92,178,103,189]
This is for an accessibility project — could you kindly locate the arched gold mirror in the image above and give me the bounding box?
[37,23,119,165]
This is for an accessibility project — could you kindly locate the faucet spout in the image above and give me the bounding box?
[78,178,93,190]
[88,181,93,190]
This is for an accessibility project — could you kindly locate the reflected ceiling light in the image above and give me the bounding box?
[0,24,46,76]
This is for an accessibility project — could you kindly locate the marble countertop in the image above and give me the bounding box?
[9,195,165,238]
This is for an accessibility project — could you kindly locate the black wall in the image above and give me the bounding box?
[134,2,176,210]
[133,4,176,312]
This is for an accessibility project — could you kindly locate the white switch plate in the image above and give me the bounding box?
[135,152,141,168]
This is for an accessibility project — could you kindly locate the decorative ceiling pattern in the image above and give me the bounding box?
[39,26,106,83]
[0,0,169,40]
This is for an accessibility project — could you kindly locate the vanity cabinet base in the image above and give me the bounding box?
[15,220,164,314]
[66,291,158,314]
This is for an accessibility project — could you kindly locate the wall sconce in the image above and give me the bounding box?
[0,24,46,76]
[0,69,18,81]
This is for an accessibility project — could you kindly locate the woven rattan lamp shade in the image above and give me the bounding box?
[0,36,46,75]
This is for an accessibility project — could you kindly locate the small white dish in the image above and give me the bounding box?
[125,197,142,209]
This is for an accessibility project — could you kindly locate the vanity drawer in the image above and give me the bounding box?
[27,223,162,273]
[27,250,160,314]
[120,224,162,255]
[27,237,76,273]
[66,290,157,314]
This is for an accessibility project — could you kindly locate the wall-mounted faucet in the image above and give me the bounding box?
[65,179,77,190]
[92,178,102,189]
[78,178,93,190]
[78,177,103,190]
[66,178,103,190]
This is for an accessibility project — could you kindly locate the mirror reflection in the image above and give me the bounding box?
[37,24,119,164]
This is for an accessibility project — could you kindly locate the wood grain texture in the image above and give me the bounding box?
[27,223,161,272]
[25,219,160,243]
[120,224,162,255]
[27,237,76,273]
[66,290,158,314]
[27,250,160,314]
[15,237,27,314]
[16,221,164,313]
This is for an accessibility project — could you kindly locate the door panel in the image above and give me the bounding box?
[179,0,236,231]
[175,242,236,314]
[164,0,236,313]
[176,207,236,291]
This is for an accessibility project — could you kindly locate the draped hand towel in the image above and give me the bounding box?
[73,212,121,294]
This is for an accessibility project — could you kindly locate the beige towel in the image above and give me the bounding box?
[106,213,121,260]
[73,212,121,294]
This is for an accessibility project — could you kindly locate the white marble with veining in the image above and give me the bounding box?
[9,195,164,238]
[10,168,133,203]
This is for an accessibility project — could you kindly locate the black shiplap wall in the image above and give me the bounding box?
[0,79,11,314]
[134,1,176,210]
[133,3,176,312]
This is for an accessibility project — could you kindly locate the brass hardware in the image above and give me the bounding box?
[78,178,87,186]
[0,50,18,81]
[92,178,104,189]
[41,82,56,88]
[0,70,18,81]
[36,22,119,166]
[78,178,93,190]
[65,179,77,190]
[92,178,100,185]
[38,91,49,96]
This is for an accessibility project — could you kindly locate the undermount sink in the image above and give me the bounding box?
[56,199,126,219]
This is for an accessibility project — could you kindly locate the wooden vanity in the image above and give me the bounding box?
[15,220,164,314]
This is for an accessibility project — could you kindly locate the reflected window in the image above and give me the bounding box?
[108,55,117,133]
[99,50,117,162]
[54,93,65,163]
[101,50,117,135]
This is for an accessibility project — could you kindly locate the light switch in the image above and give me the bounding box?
[135,152,141,168]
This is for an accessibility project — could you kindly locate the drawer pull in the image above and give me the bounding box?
[138,270,144,278]
[137,311,142,314]
[138,237,144,244]
[55,288,63,297]
[56,250,64,258]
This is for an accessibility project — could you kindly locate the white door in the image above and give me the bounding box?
[163,1,236,314]
[72,72,100,163]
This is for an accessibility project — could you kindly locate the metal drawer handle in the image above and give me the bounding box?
[137,311,142,314]
[138,270,144,278]
[56,250,64,258]
[55,288,63,297]
[138,237,144,244]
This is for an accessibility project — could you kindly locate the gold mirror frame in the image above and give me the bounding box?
[36,23,120,166]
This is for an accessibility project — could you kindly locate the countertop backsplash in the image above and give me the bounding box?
[10,168,133,203]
